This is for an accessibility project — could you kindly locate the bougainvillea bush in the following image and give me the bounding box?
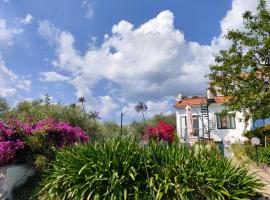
[143,120,174,143]
[0,119,89,167]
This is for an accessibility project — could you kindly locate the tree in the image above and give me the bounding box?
[0,98,9,114]
[78,97,86,117]
[44,93,51,106]
[208,0,270,121]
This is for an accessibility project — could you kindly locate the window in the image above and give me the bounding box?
[216,114,236,129]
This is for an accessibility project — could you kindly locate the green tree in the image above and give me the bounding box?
[0,98,9,113]
[208,0,270,121]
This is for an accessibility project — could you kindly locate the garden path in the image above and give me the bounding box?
[248,164,270,198]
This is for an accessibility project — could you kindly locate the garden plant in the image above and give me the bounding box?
[37,138,263,200]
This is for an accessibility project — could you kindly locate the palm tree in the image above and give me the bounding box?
[78,97,86,117]
[135,102,148,125]
[44,93,51,106]
[88,110,100,127]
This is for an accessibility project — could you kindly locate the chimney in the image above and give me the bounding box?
[176,93,182,102]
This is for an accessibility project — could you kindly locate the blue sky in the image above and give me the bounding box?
[0,0,264,122]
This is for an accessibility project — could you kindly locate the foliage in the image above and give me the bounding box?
[244,124,270,142]
[0,119,89,167]
[0,121,25,166]
[37,138,262,199]
[3,99,98,138]
[245,145,270,165]
[230,143,247,160]
[144,120,174,143]
[149,113,176,129]
[0,98,9,114]
[208,0,270,121]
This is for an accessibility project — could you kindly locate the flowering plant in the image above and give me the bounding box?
[0,118,89,167]
[33,119,89,147]
[143,120,174,143]
[0,121,25,165]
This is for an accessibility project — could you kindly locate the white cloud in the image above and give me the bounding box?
[38,0,269,118]
[122,99,172,118]
[83,0,94,19]
[17,79,31,91]
[19,14,33,25]
[0,54,31,97]
[99,95,119,116]
[38,20,60,46]
[39,71,69,82]
[38,11,211,102]
[0,19,23,46]
[211,0,270,51]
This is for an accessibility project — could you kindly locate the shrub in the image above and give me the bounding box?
[37,139,262,199]
[244,125,270,143]
[149,113,176,129]
[0,121,25,165]
[244,145,270,165]
[4,100,98,138]
[0,119,89,167]
[230,143,247,160]
[144,120,174,143]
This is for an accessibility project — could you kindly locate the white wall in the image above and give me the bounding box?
[175,104,252,142]
[176,106,204,138]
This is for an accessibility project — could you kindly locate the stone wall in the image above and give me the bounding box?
[0,165,35,200]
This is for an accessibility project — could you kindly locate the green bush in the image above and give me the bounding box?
[244,125,270,143]
[244,145,270,165]
[3,100,98,138]
[230,143,247,160]
[37,139,262,199]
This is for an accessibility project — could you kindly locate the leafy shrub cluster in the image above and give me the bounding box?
[244,145,270,165]
[37,139,262,199]
[244,124,270,143]
[0,118,89,167]
[2,100,98,138]
[144,120,174,143]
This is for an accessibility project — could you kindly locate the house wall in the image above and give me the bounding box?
[175,104,253,142]
[176,106,204,138]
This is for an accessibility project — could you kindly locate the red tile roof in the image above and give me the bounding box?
[175,96,227,107]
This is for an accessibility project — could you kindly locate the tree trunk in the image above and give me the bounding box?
[81,102,86,118]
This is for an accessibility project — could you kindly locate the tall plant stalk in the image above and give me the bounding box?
[78,97,86,118]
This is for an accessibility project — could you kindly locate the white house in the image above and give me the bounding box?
[174,93,253,142]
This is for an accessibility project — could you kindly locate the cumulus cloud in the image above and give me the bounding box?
[39,71,69,82]
[211,0,269,51]
[122,99,172,118]
[0,55,31,97]
[0,19,23,46]
[99,95,119,116]
[38,0,268,118]
[19,14,33,25]
[38,11,211,102]
[83,0,94,19]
